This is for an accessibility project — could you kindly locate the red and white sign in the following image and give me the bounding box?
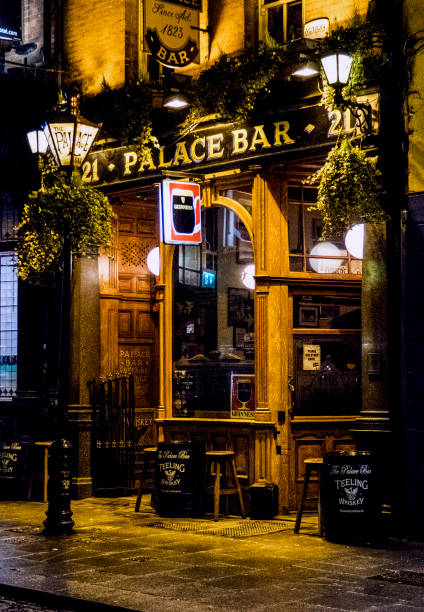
[160,180,202,244]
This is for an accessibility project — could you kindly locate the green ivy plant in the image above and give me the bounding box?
[320,13,387,108]
[306,138,385,239]
[181,42,300,132]
[16,174,115,281]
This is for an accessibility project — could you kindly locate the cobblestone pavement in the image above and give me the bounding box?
[0,594,65,611]
[1,497,424,611]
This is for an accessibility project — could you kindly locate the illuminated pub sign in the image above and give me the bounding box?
[83,102,377,186]
[160,180,202,244]
[144,0,202,67]
[0,0,21,41]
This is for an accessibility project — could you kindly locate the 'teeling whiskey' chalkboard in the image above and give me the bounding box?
[321,451,381,542]
[155,441,205,516]
[0,442,23,478]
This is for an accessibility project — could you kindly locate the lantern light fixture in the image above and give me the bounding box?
[319,49,373,135]
[26,129,49,155]
[43,95,101,172]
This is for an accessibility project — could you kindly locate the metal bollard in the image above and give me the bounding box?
[43,438,74,535]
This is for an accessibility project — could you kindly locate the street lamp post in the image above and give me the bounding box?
[26,94,100,535]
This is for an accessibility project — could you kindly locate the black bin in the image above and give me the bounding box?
[155,441,205,517]
[321,450,381,542]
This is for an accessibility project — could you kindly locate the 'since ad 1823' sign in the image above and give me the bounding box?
[144,0,201,67]
[0,0,21,41]
[160,180,201,244]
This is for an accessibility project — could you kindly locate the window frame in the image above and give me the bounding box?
[259,0,304,45]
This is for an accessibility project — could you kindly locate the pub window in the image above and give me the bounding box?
[260,0,303,45]
[288,184,362,275]
[0,253,17,399]
[172,207,254,417]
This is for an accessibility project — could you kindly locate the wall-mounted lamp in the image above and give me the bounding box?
[292,61,320,78]
[345,223,364,259]
[147,246,160,276]
[163,94,189,110]
[320,50,372,135]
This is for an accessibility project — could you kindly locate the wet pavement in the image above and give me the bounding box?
[0,497,424,611]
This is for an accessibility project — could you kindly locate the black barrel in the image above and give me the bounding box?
[155,441,205,517]
[321,450,381,542]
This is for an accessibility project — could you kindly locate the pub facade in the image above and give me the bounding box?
[1,0,413,524]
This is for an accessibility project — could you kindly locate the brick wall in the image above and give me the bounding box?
[305,0,370,29]
[63,0,126,95]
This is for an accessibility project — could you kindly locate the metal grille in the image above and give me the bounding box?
[91,374,136,496]
[146,519,290,538]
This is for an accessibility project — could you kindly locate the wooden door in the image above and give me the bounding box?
[288,334,360,510]
[100,198,159,448]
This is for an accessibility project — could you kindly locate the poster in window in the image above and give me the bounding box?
[228,288,254,329]
[231,374,255,419]
[303,344,321,371]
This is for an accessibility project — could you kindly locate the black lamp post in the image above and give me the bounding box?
[26,95,100,535]
[320,49,373,135]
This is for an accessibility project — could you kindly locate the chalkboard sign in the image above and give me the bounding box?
[155,441,205,516]
[321,451,381,542]
[0,442,24,479]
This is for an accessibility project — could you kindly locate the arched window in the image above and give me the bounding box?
[172,206,254,418]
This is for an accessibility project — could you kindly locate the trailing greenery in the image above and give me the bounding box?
[306,138,385,239]
[16,174,115,281]
[81,78,158,150]
[181,43,300,132]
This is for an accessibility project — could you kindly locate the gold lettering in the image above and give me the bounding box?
[249,125,271,151]
[173,141,191,165]
[274,121,295,145]
[190,137,206,162]
[138,149,157,172]
[159,145,172,168]
[168,52,178,65]
[206,134,224,159]
[232,129,248,154]
[178,50,189,64]
[123,152,138,175]
[157,46,167,61]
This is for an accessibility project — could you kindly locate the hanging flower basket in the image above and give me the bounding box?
[16,175,115,281]
[307,138,385,240]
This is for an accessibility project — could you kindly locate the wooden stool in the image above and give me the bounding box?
[27,441,53,503]
[294,457,323,535]
[201,450,246,521]
[135,447,157,512]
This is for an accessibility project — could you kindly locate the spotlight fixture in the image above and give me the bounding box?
[164,95,189,110]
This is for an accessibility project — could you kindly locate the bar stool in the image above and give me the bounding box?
[135,446,157,512]
[294,457,323,535]
[200,450,246,521]
[27,441,53,503]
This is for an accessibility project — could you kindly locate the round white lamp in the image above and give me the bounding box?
[241,264,255,289]
[345,224,364,259]
[147,247,160,276]
[309,242,344,273]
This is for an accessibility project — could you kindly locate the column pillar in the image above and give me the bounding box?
[67,253,101,498]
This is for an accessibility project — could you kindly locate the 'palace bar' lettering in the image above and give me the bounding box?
[122,121,294,176]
